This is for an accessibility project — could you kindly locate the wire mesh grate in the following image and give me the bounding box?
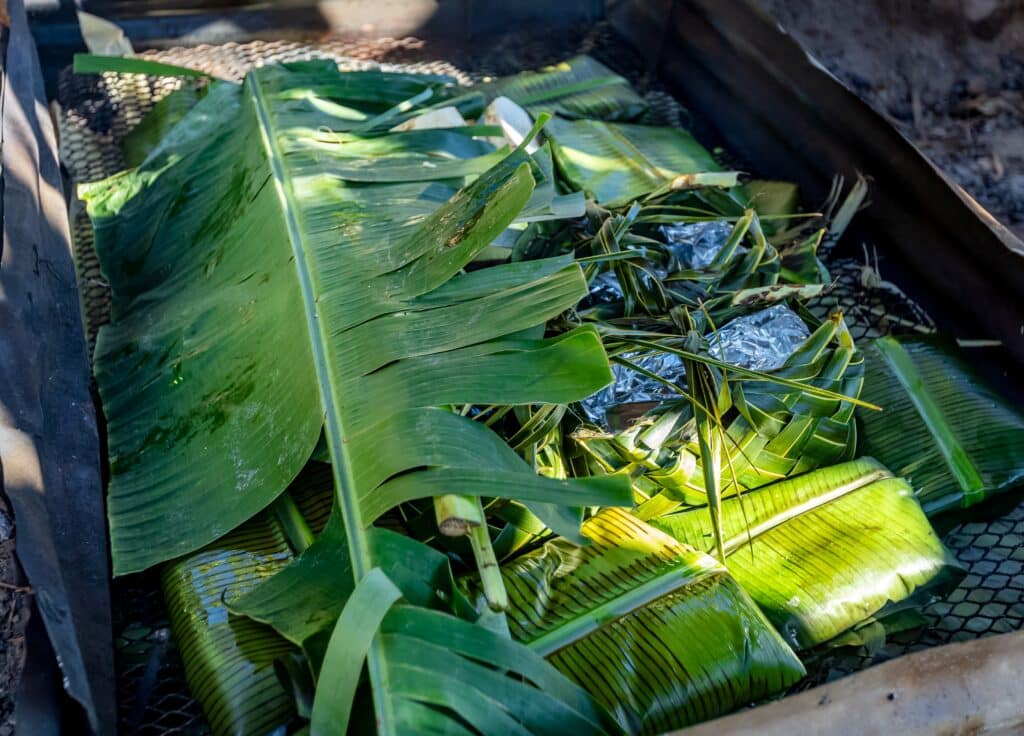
[54,26,1024,733]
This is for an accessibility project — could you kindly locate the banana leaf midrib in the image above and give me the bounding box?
[250,78,373,568]
[251,72,412,732]
[524,554,722,657]
[600,122,672,187]
[719,465,891,556]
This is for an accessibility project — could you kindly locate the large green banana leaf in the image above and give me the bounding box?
[651,457,964,650]
[481,55,647,122]
[87,61,633,734]
[161,464,334,736]
[858,337,1024,517]
[546,118,733,207]
[85,64,626,574]
[471,507,804,735]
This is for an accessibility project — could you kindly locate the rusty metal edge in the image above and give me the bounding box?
[610,0,1024,366]
[0,0,114,733]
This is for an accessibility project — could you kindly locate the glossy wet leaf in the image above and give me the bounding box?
[546,118,727,207]
[651,457,964,650]
[161,465,334,736]
[476,507,804,734]
[859,337,1024,516]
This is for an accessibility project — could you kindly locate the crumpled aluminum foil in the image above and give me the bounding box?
[707,304,811,372]
[580,305,810,425]
[579,352,686,423]
[588,270,626,304]
[660,220,735,270]
[587,263,669,305]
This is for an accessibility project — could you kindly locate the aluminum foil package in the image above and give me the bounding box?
[580,352,686,423]
[707,304,810,372]
[588,271,626,304]
[580,305,810,425]
[587,262,669,305]
[660,220,735,270]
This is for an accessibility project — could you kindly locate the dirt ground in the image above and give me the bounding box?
[0,495,27,736]
[757,0,1024,240]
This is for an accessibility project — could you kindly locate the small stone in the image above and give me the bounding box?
[966,75,988,95]
[962,574,983,588]
[959,547,985,562]
[996,588,1019,603]
[991,618,1015,634]
[947,588,967,604]
[974,561,998,576]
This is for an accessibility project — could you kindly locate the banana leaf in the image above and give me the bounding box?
[651,457,964,650]
[481,55,647,122]
[546,117,735,207]
[471,507,804,735]
[735,180,799,222]
[123,82,210,168]
[86,61,632,734]
[161,463,334,736]
[858,337,1024,517]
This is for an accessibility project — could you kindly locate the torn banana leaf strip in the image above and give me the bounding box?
[161,463,334,736]
[88,61,631,734]
[470,507,804,735]
[583,201,824,324]
[546,117,732,207]
[859,337,1024,517]
[651,458,964,650]
[226,512,462,670]
[314,569,622,736]
[480,55,648,121]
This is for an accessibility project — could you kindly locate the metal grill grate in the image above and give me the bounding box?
[112,575,206,735]
[54,28,1024,734]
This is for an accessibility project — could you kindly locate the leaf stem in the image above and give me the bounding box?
[468,511,509,614]
[434,494,483,536]
[434,494,509,613]
[271,492,315,554]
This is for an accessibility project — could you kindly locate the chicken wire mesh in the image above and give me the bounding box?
[53,25,1022,734]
